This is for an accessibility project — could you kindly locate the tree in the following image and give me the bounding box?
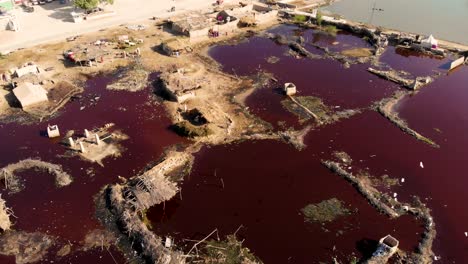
[316,10,323,27]
[74,0,114,10]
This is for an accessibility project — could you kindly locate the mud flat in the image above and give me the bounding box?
[322,158,436,263]
[375,91,439,148]
[0,159,72,193]
[282,95,361,126]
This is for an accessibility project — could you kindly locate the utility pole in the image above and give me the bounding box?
[368,0,384,25]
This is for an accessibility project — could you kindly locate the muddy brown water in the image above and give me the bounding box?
[146,25,467,263]
[0,73,185,263]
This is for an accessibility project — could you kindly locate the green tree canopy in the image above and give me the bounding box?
[74,0,114,10]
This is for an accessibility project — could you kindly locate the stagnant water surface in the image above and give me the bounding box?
[0,73,185,263]
[147,25,467,263]
[325,0,468,45]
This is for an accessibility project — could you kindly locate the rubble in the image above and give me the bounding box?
[0,159,73,193]
[158,70,203,103]
[0,231,54,264]
[107,66,149,92]
[0,195,12,232]
[98,150,194,264]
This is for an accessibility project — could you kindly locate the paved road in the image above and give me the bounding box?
[0,0,223,53]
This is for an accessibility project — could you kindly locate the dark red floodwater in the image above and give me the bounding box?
[210,25,397,129]
[146,25,468,263]
[0,73,185,263]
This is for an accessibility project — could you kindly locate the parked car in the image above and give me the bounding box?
[38,0,46,5]
[46,0,53,3]
[31,0,39,5]
[85,7,103,15]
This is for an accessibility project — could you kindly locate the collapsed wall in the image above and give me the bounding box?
[100,150,194,264]
[0,159,73,193]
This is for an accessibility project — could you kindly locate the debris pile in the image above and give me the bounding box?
[159,70,203,103]
[0,231,54,264]
[107,66,149,92]
[100,150,194,263]
[0,196,12,232]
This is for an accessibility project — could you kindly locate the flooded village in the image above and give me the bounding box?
[0,0,467,263]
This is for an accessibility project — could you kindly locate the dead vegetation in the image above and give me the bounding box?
[171,121,213,138]
[0,231,54,264]
[0,159,72,193]
[281,96,360,125]
[197,234,261,264]
[81,229,117,251]
[107,64,149,92]
[302,198,351,223]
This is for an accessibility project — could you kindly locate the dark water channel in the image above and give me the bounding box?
[147,25,468,263]
[0,73,185,263]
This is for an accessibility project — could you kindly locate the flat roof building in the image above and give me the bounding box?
[13,82,48,108]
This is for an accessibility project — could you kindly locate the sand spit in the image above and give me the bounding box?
[375,91,439,148]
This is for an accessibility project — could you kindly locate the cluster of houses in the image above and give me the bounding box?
[160,3,278,56]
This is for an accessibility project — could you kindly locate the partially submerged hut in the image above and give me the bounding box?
[12,82,48,109]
